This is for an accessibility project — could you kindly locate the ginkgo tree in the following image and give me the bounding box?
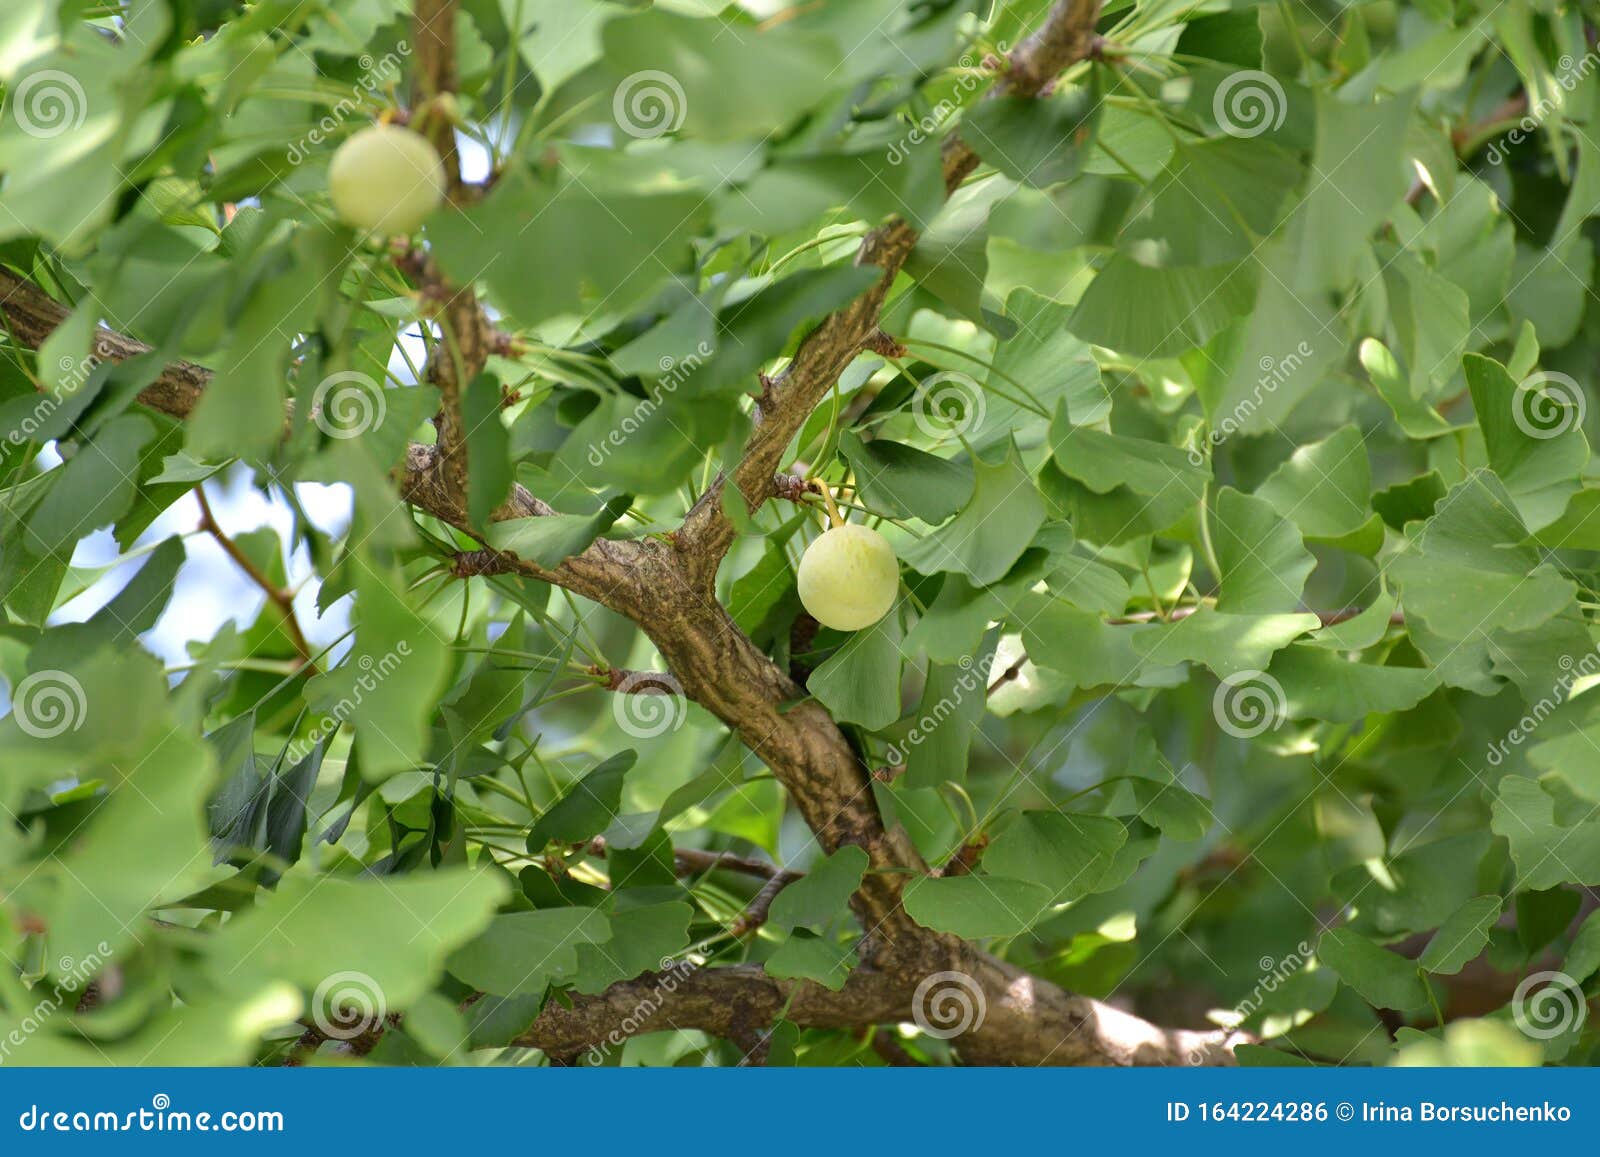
[2,0,1600,1068]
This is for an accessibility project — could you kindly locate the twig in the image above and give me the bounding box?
[728,871,799,937]
[194,486,317,674]
[590,666,684,696]
[589,838,802,934]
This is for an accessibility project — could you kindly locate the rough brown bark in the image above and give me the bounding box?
[411,0,484,508]
[673,0,1104,591]
[0,0,1245,1066]
[510,962,1238,1067]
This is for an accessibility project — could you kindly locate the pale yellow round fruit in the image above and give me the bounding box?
[797,523,899,632]
[328,125,446,235]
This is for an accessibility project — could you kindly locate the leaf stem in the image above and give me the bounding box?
[195,484,317,674]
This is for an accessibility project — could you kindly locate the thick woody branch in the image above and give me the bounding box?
[673,0,1103,588]
[0,269,207,418]
[0,268,645,610]
[287,952,1244,1065]
[0,0,1242,1067]
[412,0,484,508]
[516,966,903,1058]
[506,961,1241,1066]
[412,0,469,206]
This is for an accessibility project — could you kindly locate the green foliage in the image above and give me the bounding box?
[4,0,1600,1071]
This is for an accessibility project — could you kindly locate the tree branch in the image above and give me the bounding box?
[0,268,647,610]
[0,0,1247,1066]
[512,965,905,1058]
[673,0,1104,589]
[508,961,1241,1066]
[0,268,207,419]
[589,838,803,936]
[195,485,317,673]
[590,666,684,697]
[411,0,485,509]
